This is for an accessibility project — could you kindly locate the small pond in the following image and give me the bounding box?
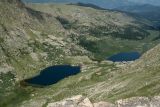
[24,65,81,86]
[107,52,141,62]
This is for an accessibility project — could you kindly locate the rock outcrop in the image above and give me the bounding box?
[94,102,115,107]
[47,95,93,107]
[1,1,160,107]
[116,96,160,107]
[47,95,160,107]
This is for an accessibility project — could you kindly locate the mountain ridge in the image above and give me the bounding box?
[0,1,160,107]
[23,0,137,9]
[23,0,160,7]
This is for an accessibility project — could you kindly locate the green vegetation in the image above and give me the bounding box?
[33,62,117,102]
[0,37,4,43]
[56,16,72,29]
[0,1,160,107]
[27,3,160,61]
[0,72,31,107]
[56,16,78,30]
[88,25,149,40]
[110,26,149,40]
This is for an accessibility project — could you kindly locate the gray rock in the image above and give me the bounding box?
[20,99,47,107]
[47,95,160,107]
[93,101,116,107]
[116,97,150,107]
[0,66,14,74]
[150,96,160,107]
[47,95,93,107]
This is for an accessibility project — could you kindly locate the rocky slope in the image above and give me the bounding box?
[17,40,160,107]
[0,0,89,106]
[46,95,160,107]
[0,0,160,107]
[27,3,160,60]
[0,0,158,79]
[0,0,90,79]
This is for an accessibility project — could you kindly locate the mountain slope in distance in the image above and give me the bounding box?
[23,0,138,9]
[0,1,160,107]
[27,3,159,59]
[116,4,160,28]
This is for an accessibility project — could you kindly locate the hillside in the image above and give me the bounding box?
[116,4,160,28]
[16,37,160,107]
[1,0,158,79]
[23,0,160,8]
[27,3,160,60]
[0,0,160,107]
[23,0,137,9]
[0,1,90,106]
[1,0,97,78]
[23,0,160,28]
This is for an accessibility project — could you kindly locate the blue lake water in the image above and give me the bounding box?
[107,52,141,62]
[25,65,81,86]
